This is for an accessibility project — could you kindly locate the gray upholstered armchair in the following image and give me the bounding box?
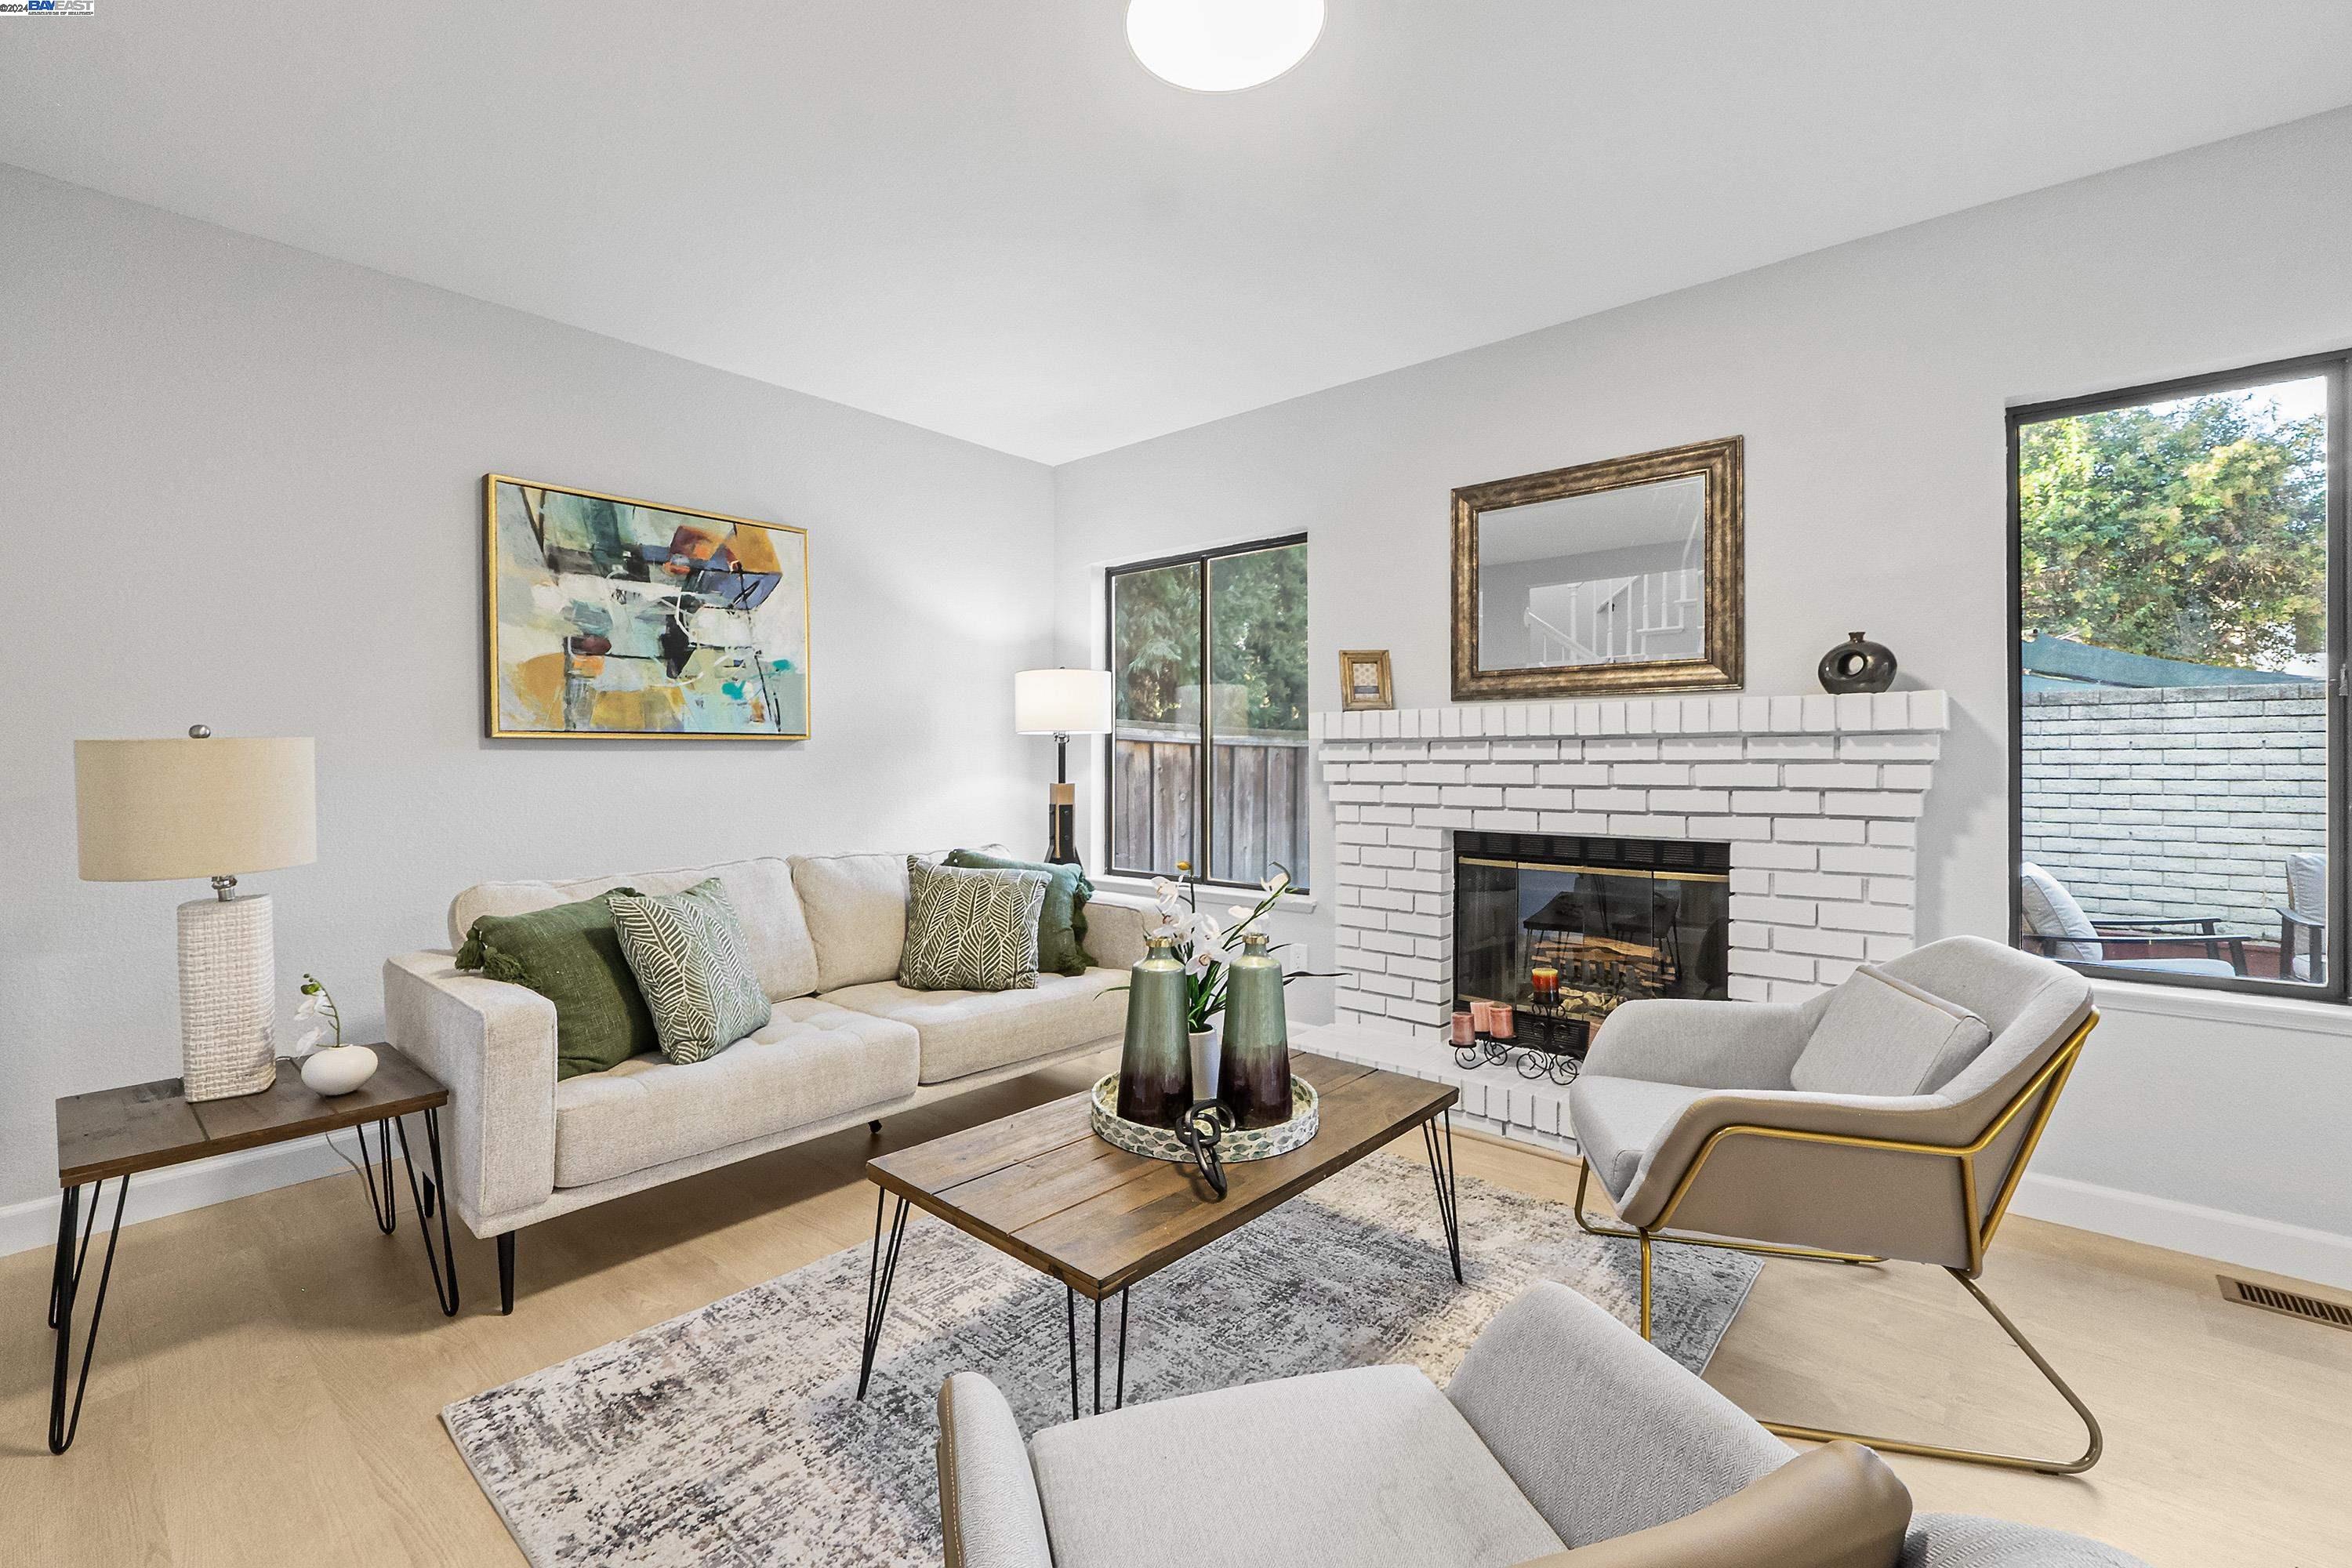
[1568,935,2100,1474]
[935,1282,2147,1568]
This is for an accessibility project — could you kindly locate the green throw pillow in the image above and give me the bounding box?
[456,889,656,1080]
[901,858,1049,993]
[608,878,773,1064]
[943,848,1093,976]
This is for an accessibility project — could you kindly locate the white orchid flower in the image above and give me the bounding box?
[295,994,320,1018]
[1262,869,1290,895]
[296,1026,325,1053]
[1228,904,1254,921]
[1185,946,1235,978]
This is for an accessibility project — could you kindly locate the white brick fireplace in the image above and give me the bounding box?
[1298,690,1950,1148]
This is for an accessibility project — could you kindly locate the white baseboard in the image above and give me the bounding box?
[2011,1172,2352,1290]
[0,1132,355,1261]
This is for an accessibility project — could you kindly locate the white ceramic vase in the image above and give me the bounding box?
[1186,1024,1223,1107]
[299,1044,379,1097]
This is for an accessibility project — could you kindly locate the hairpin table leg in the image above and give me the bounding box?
[856,1190,909,1400]
[1065,1286,1080,1421]
[1423,1109,1464,1283]
[48,1175,129,1455]
[394,1110,460,1316]
[1115,1287,1130,1410]
[354,1117,398,1235]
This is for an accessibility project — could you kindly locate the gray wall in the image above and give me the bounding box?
[2022,684,2324,929]
[1054,108,2352,1247]
[0,166,1058,1211]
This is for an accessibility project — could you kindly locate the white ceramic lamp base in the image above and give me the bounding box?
[176,894,278,1102]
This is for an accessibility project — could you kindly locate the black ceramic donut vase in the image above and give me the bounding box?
[1818,631,1897,694]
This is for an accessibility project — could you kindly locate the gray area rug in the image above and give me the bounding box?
[445,1151,1759,1567]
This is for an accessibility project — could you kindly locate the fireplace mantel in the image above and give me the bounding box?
[1308,690,1951,1037]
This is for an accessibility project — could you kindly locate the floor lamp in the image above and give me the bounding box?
[1014,669,1112,866]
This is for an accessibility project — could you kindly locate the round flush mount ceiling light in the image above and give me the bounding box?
[1127,0,1326,93]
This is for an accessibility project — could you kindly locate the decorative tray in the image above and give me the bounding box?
[1089,1074,1319,1164]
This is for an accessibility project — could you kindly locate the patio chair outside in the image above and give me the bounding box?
[2277,851,2326,983]
[2016,862,2244,976]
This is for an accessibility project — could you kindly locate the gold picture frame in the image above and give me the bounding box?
[1339,648,1395,711]
[485,474,811,739]
[1450,436,1744,699]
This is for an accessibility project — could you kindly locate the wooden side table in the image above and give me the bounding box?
[46,1046,458,1454]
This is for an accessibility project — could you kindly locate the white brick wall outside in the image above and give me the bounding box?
[2020,682,2323,929]
[1311,691,1950,1033]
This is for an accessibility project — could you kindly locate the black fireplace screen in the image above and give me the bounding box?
[1454,830,1730,1056]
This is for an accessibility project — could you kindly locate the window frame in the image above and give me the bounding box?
[2007,350,2350,1000]
[1103,532,1310,893]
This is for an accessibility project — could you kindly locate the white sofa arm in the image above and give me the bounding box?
[383,950,558,1230]
[1081,891,1156,972]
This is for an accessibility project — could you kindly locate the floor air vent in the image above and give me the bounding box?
[2218,1275,2352,1331]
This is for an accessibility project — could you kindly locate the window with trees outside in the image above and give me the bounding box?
[2011,353,2347,996]
[1107,536,1309,891]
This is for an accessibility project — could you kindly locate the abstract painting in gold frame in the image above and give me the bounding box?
[485,475,811,739]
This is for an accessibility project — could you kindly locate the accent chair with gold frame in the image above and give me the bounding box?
[1566,935,2103,1475]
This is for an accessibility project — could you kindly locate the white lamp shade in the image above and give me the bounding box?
[1014,670,1114,735]
[75,736,317,883]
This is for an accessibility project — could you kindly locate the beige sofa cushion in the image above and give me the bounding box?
[448,857,819,1003]
[792,851,912,991]
[823,968,1127,1083]
[550,996,918,1189]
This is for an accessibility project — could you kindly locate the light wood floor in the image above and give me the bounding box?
[4,1054,2347,1566]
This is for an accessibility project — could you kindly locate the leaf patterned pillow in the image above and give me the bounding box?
[608,878,773,1064]
[898,858,1048,993]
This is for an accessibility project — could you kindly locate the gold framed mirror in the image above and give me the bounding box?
[1450,436,1744,699]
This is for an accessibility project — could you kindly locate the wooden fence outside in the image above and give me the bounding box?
[1110,725,1308,887]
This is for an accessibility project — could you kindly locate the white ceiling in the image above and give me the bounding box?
[5,2,2350,464]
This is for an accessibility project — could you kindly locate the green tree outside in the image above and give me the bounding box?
[2020,390,2327,672]
[1112,543,1306,731]
[1210,543,1308,734]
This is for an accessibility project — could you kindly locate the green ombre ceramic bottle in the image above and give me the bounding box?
[1218,931,1293,1128]
[1116,935,1191,1128]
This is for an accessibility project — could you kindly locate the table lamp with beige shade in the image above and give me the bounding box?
[74,728,317,1102]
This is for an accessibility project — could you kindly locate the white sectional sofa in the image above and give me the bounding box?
[383,851,1152,1312]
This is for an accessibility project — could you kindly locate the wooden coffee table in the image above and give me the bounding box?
[855,1051,1461,1417]
[45,1048,456,1454]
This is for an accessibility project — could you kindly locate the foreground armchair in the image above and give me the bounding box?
[1569,935,2101,1474]
[935,1282,2146,1568]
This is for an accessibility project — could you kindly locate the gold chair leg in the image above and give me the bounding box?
[1572,1164,1884,1267]
[1638,1232,1653,1341]
[1759,1268,2103,1475]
